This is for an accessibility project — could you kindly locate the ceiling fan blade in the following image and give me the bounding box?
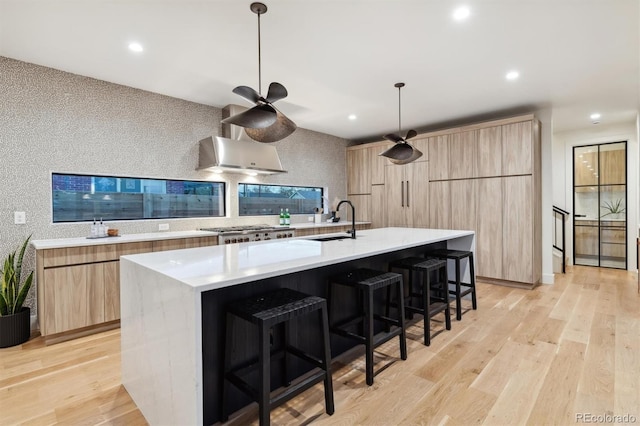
[221,104,277,129]
[389,146,423,164]
[265,82,288,103]
[405,129,418,140]
[245,109,297,142]
[232,85,262,104]
[379,142,414,161]
[383,133,404,143]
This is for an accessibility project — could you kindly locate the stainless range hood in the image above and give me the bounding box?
[197,105,287,175]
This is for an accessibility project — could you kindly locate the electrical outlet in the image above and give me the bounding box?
[158,223,169,231]
[308,216,314,222]
[14,211,26,224]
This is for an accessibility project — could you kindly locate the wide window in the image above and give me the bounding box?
[52,173,225,222]
[238,183,323,216]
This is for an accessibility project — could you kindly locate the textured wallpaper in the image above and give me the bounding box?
[0,56,351,315]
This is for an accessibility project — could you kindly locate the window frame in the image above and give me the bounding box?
[51,172,226,223]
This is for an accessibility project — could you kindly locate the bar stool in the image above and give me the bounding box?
[424,248,477,321]
[221,288,334,426]
[388,257,451,346]
[327,268,407,386]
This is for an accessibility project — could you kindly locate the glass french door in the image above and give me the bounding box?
[573,141,627,269]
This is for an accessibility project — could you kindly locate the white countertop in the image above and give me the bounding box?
[30,222,371,250]
[121,227,474,292]
[31,230,216,249]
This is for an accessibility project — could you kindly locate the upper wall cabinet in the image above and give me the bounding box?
[347,147,372,195]
[476,126,502,177]
[502,121,533,176]
[449,130,477,179]
[428,135,450,181]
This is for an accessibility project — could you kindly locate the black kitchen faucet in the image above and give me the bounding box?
[336,200,356,239]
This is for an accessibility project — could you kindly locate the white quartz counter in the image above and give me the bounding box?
[31,230,216,249]
[30,222,370,250]
[121,227,473,292]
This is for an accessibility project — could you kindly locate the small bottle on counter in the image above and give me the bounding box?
[284,208,290,226]
[99,218,106,237]
[91,218,98,237]
[279,208,285,226]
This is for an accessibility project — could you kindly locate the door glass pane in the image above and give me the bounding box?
[573,142,627,269]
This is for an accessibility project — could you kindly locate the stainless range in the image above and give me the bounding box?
[201,225,295,245]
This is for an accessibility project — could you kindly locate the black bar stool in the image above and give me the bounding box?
[388,257,451,346]
[327,268,407,386]
[221,288,334,426]
[424,248,477,320]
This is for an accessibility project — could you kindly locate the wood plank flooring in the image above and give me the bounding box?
[1,265,638,425]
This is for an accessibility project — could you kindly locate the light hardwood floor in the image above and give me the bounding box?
[2,266,638,425]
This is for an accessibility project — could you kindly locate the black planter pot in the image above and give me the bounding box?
[0,307,31,348]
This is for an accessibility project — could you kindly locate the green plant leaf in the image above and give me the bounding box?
[13,271,33,315]
[0,292,8,316]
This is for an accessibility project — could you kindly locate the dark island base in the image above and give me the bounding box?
[201,241,446,425]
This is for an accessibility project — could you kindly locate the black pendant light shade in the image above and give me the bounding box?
[245,108,297,142]
[379,82,421,163]
[221,2,296,142]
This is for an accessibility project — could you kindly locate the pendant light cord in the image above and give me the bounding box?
[257,11,262,95]
[398,85,402,135]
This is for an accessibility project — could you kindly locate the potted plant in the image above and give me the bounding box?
[601,199,626,219]
[0,235,34,348]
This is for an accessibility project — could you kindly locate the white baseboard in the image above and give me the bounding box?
[542,273,555,285]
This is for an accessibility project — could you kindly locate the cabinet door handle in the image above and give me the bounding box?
[406,180,410,207]
[401,181,404,207]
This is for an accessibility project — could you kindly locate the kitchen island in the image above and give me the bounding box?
[120,227,475,425]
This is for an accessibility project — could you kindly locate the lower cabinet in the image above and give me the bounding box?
[37,236,218,338]
[42,263,106,334]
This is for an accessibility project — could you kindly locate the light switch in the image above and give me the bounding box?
[14,211,26,224]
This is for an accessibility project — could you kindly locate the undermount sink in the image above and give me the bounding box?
[308,235,353,242]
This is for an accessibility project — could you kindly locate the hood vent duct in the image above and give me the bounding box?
[197,136,287,175]
[197,105,287,175]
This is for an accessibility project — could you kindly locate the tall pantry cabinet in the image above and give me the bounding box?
[346,114,541,287]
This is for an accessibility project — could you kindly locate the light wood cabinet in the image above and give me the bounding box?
[503,176,534,283]
[574,151,598,186]
[599,149,625,185]
[42,263,105,334]
[36,235,218,339]
[477,126,502,177]
[370,185,386,229]
[428,135,450,181]
[346,113,540,287]
[450,179,477,232]
[370,144,392,185]
[384,161,429,228]
[347,147,372,195]
[449,130,477,179]
[476,178,503,279]
[428,181,451,230]
[502,121,532,175]
[346,194,371,222]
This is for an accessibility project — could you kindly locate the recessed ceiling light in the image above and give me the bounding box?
[246,171,258,177]
[505,70,519,81]
[590,113,601,120]
[348,114,357,120]
[453,6,470,21]
[128,42,144,53]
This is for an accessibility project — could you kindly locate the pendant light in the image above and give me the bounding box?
[221,2,296,142]
[379,83,422,164]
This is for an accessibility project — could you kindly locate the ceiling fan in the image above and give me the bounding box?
[221,2,296,143]
[379,83,422,164]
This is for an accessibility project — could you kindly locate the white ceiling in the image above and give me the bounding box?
[1,0,638,141]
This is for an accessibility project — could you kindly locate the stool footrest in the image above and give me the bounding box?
[270,369,328,409]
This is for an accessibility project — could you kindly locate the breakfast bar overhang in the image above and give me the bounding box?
[120,227,475,425]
